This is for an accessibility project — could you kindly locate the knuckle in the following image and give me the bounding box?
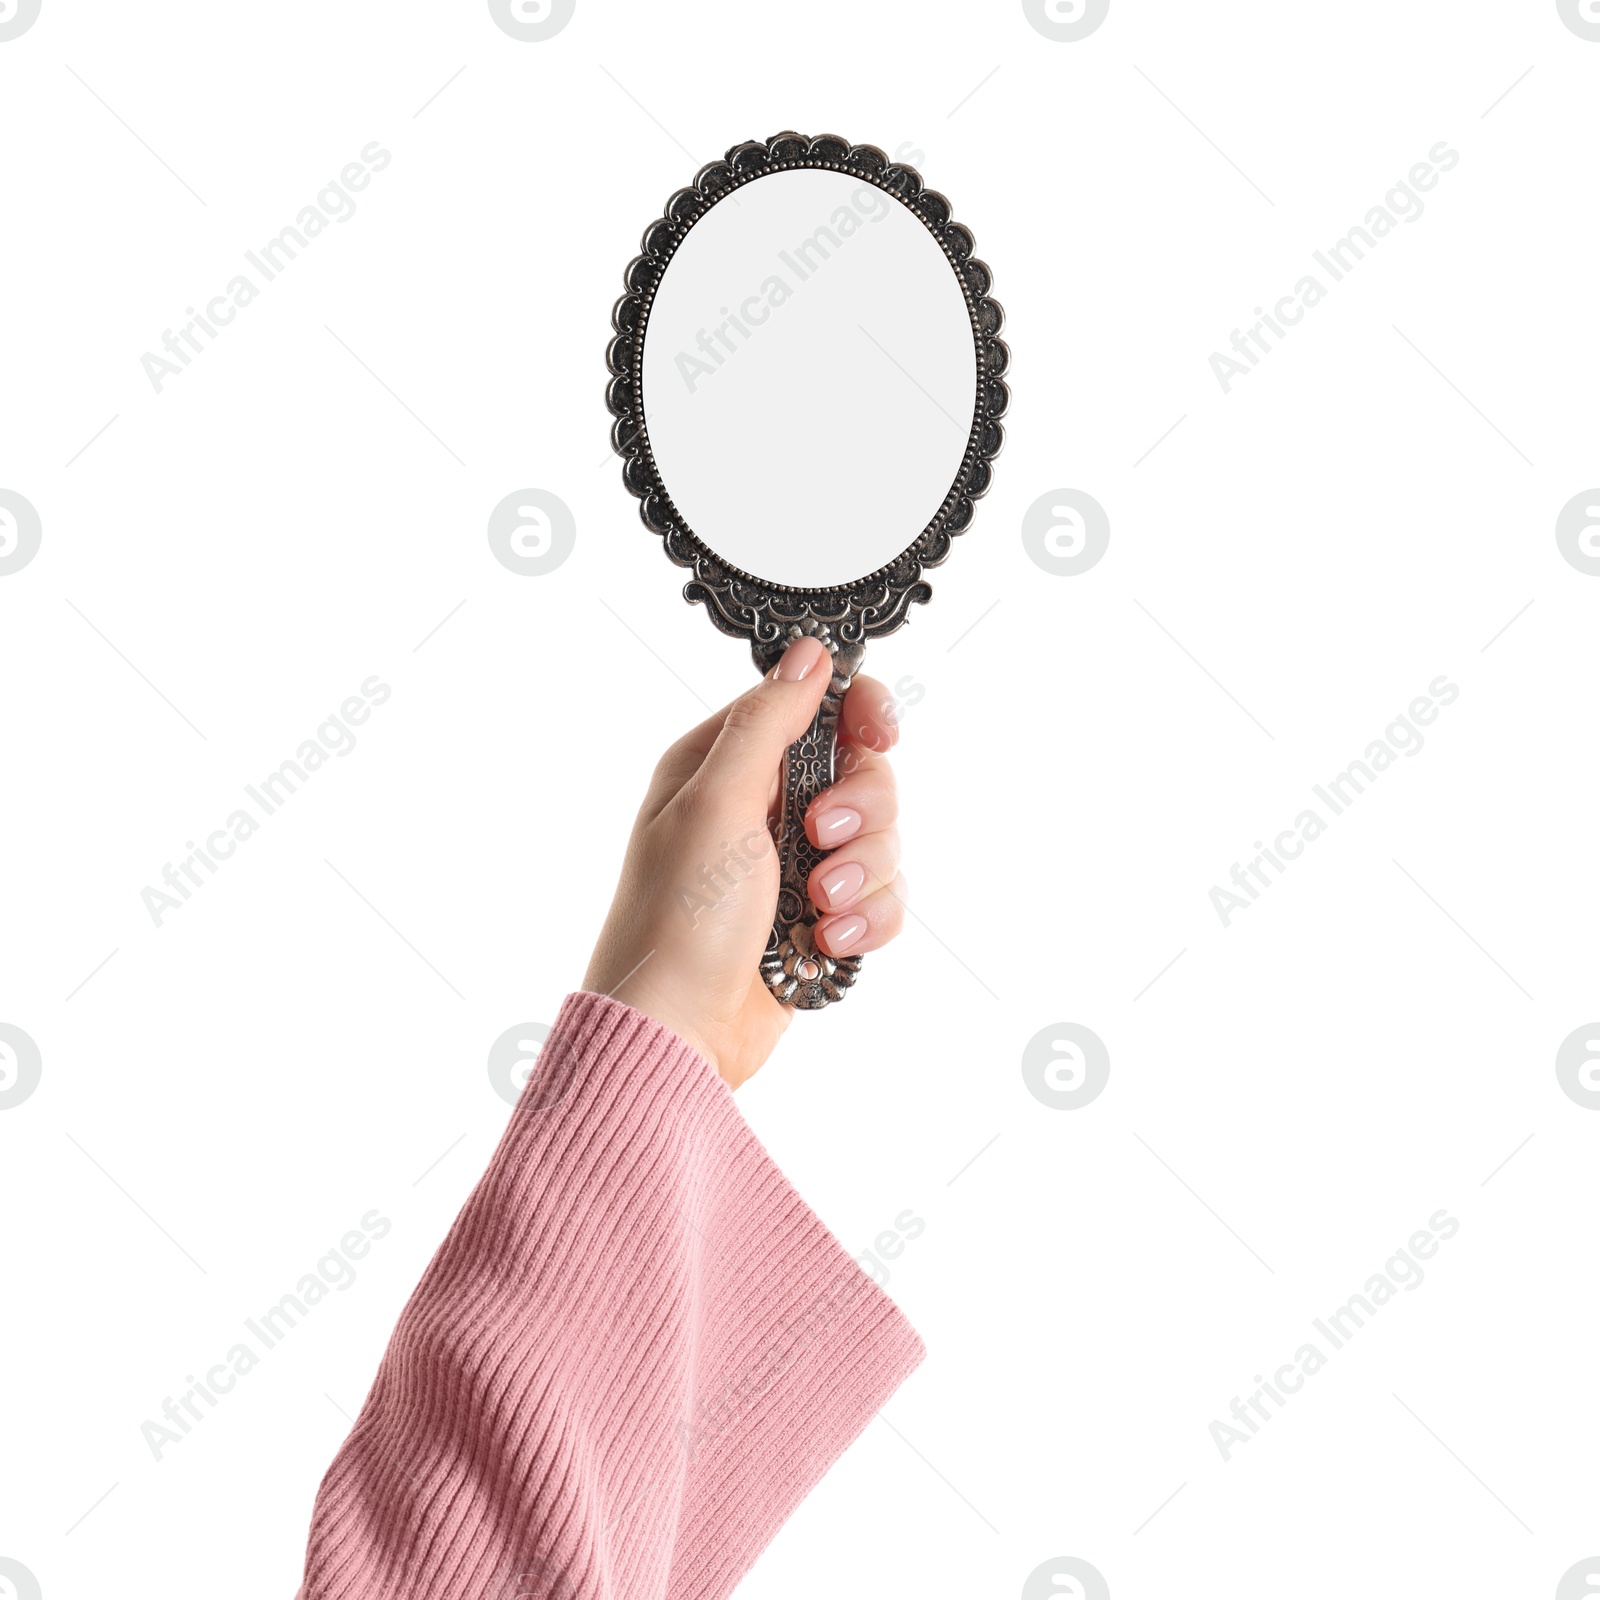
[867,770,899,823]
[877,827,903,876]
[650,745,685,787]
[722,692,777,743]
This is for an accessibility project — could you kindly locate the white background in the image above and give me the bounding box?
[2,3,1597,1598]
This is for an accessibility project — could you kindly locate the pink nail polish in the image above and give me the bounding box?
[776,636,825,682]
[821,913,868,953]
[812,806,862,843]
[817,860,865,910]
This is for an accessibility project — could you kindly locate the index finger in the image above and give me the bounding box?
[837,672,902,761]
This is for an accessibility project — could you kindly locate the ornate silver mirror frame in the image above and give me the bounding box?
[606,130,1008,1009]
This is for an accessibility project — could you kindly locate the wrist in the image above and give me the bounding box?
[596,980,725,1087]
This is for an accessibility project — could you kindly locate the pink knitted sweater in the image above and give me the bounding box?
[294,991,924,1598]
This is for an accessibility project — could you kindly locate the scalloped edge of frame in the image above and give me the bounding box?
[605,130,1008,655]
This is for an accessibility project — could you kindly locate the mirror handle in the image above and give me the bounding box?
[755,630,867,1009]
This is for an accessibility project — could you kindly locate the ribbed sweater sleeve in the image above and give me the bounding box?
[294,991,924,1600]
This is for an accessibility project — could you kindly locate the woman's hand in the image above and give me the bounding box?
[582,634,906,1090]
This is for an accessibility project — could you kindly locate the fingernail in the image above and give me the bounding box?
[775,636,826,682]
[820,913,868,953]
[817,860,865,911]
[811,805,861,844]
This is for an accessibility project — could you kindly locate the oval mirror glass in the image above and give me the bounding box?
[640,167,978,589]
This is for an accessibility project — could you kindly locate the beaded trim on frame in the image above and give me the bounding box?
[605,130,1008,662]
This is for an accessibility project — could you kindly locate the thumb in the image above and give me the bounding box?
[698,636,832,809]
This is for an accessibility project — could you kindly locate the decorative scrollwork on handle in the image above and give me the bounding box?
[754,621,866,1009]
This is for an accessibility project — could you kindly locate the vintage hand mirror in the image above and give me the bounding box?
[607,131,1007,1009]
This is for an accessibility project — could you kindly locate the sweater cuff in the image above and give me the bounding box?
[543,991,927,1596]
[297,990,924,1600]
